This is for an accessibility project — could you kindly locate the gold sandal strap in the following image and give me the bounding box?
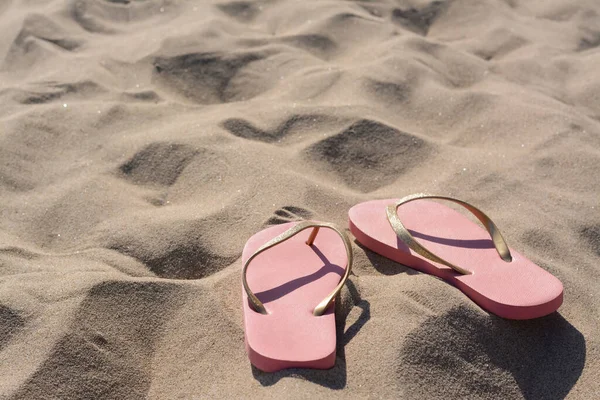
[386,194,512,275]
[242,221,353,316]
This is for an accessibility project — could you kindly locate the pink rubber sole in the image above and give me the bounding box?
[242,222,349,372]
[349,199,563,320]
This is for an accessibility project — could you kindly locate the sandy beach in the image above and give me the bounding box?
[1,0,599,398]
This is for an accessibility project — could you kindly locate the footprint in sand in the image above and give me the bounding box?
[305,119,431,192]
[399,305,585,399]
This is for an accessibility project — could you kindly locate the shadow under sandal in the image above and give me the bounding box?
[349,194,563,320]
[242,221,352,372]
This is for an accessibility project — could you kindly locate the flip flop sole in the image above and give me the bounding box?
[242,222,348,372]
[349,199,563,320]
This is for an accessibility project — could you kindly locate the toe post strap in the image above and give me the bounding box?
[242,221,353,316]
[386,194,512,275]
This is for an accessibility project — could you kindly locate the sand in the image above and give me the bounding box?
[0,0,599,398]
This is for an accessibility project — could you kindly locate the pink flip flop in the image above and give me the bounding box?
[242,220,352,372]
[349,194,563,320]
